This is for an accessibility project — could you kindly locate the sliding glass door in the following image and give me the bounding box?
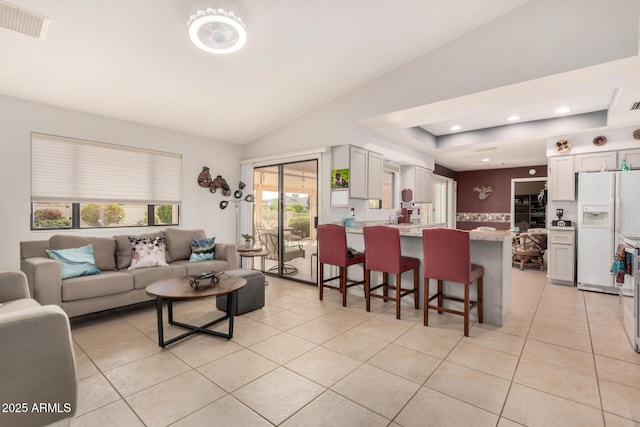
[253,160,318,284]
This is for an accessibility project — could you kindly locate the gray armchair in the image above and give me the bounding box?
[0,271,77,427]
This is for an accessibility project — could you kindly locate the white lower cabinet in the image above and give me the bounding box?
[548,229,575,284]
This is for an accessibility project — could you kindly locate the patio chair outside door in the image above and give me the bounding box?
[253,160,318,283]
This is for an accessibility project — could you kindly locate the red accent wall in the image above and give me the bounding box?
[456,165,547,230]
[457,166,547,211]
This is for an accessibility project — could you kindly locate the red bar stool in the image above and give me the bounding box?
[363,226,419,319]
[317,224,365,307]
[422,228,483,337]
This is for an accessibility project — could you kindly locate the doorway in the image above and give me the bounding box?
[511,178,547,231]
[253,160,318,284]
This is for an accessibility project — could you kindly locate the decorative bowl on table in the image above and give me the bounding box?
[187,271,222,288]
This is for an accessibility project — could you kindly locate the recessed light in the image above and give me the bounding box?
[450,125,461,131]
[507,115,520,121]
[481,158,490,162]
[555,106,571,114]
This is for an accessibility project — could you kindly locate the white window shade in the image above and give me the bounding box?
[31,134,182,204]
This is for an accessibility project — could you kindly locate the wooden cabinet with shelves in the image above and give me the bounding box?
[515,194,546,230]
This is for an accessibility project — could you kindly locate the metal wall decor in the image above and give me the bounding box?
[633,129,640,140]
[210,175,231,196]
[554,139,571,153]
[196,166,254,209]
[197,167,255,245]
[593,135,607,146]
[473,184,493,200]
[197,166,212,187]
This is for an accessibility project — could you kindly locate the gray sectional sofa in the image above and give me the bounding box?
[19,228,238,318]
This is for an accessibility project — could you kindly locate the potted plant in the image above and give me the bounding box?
[241,233,254,248]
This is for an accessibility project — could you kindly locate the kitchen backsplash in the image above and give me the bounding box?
[456,212,510,222]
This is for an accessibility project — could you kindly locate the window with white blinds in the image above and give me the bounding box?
[31,133,182,204]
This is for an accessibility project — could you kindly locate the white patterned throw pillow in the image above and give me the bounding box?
[128,236,169,270]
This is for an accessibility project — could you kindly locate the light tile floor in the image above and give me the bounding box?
[69,269,640,426]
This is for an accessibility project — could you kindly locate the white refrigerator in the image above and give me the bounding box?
[577,170,640,295]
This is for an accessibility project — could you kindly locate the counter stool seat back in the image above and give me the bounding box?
[422,228,484,336]
[317,224,365,306]
[363,226,419,319]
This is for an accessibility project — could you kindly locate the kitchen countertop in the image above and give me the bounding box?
[344,224,511,242]
[549,226,576,231]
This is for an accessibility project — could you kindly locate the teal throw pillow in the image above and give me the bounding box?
[46,244,101,279]
[189,237,215,262]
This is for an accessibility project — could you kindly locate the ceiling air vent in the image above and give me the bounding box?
[0,1,49,40]
[631,101,640,111]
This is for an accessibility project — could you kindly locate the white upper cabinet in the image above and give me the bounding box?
[618,149,640,169]
[367,150,384,200]
[349,146,369,199]
[573,152,617,172]
[401,165,432,203]
[548,156,575,201]
[331,145,384,200]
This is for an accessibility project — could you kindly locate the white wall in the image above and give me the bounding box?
[0,95,244,270]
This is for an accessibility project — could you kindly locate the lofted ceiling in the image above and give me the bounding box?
[1,0,639,172]
[359,55,640,171]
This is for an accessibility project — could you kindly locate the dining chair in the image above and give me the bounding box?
[363,226,419,319]
[422,228,483,337]
[317,224,365,306]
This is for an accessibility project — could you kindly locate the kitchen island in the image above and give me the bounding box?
[344,225,512,326]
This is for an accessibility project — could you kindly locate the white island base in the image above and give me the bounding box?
[344,228,512,326]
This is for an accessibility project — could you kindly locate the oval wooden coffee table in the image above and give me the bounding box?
[146,273,246,348]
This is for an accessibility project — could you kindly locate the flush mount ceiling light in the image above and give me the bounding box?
[507,115,520,121]
[188,8,247,54]
[555,106,571,114]
[450,125,461,131]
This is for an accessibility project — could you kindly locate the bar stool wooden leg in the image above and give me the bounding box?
[340,266,347,307]
[365,269,371,312]
[413,267,419,309]
[319,262,324,301]
[382,272,389,301]
[478,276,484,324]
[437,279,443,314]
[395,273,401,319]
[464,281,470,337]
[424,277,430,326]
